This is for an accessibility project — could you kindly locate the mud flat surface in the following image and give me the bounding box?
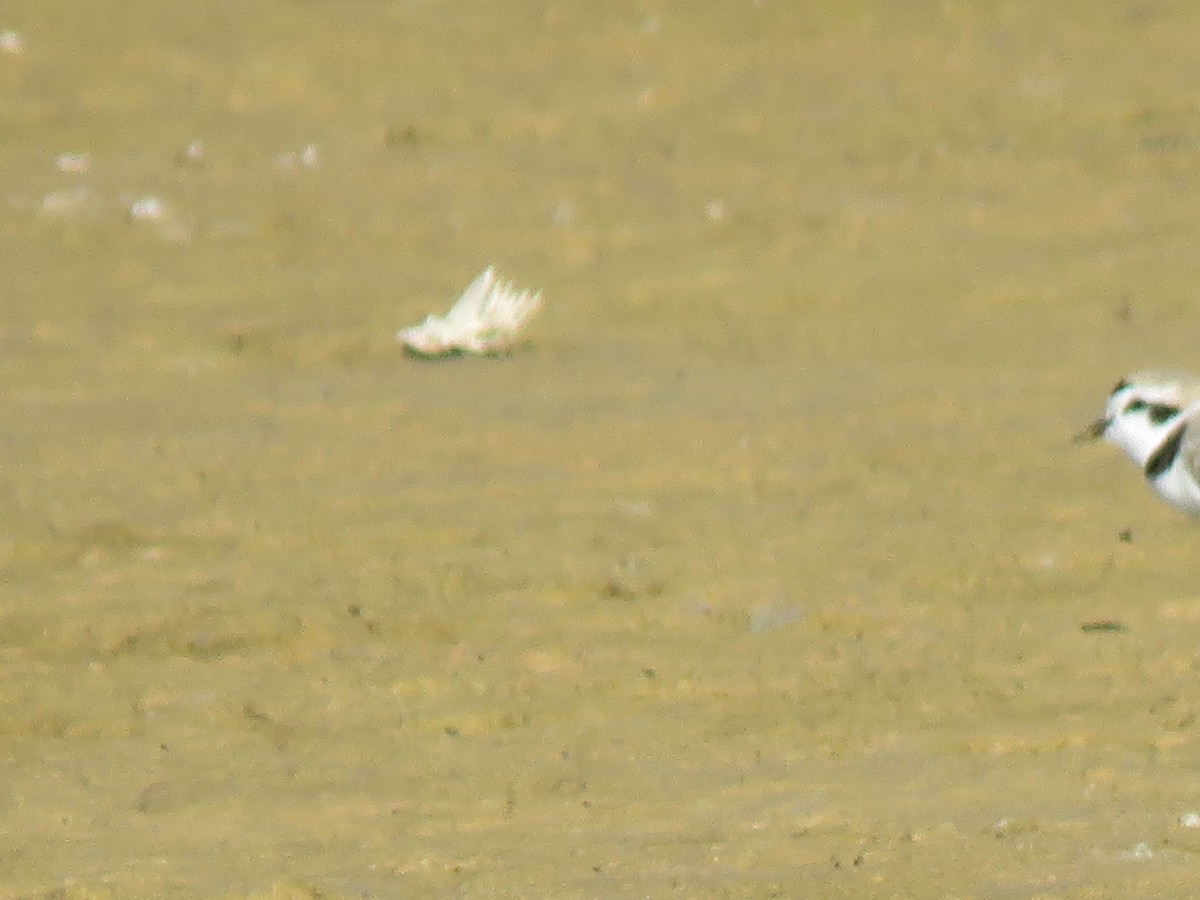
[5,2,1200,897]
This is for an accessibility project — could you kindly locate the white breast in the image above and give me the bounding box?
[1148,443,1200,517]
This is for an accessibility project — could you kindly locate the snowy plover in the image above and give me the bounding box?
[1079,371,1200,517]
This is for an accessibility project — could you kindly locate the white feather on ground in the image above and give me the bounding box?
[396,267,542,358]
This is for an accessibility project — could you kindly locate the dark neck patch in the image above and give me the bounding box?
[1146,424,1187,480]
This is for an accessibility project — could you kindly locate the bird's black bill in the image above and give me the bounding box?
[1074,417,1109,443]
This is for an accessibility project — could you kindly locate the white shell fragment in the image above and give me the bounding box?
[126,196,167,221]
[273,144,320,170]
[0,30,23,54]
[55,152,91,173]
[396,267,542,358]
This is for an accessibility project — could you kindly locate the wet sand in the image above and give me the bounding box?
[5,1,1200,896]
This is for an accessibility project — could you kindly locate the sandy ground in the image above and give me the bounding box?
[5,1,1200,896]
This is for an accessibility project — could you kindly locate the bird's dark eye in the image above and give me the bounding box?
[1126,398,1180,423]
[1148,403,1180,424]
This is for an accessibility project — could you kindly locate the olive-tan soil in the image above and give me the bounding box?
[5,2,1200,897]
